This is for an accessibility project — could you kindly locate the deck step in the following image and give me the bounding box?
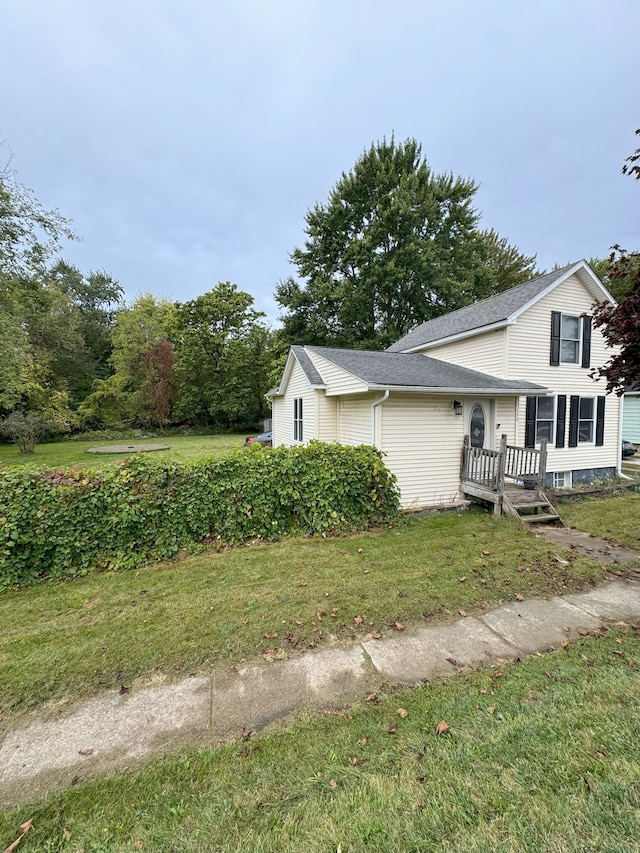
[518,513,560,524]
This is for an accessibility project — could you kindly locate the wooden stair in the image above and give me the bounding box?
[501,487,563,525]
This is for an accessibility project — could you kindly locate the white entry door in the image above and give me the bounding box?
[465,399,495,450]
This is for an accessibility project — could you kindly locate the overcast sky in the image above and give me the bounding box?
[2,0,638,322]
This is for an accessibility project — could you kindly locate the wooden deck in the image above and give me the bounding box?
[461,435,562,525]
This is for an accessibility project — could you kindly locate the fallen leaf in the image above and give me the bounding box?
[396,708,408,718]
[133,842,143,851]
[363,569,370,574]
[295,620,304,626]
[78,748,93,756]
[482,550,490,556]
[615,637,623,644]
[371,630,381,639]
[354,615,363,624]
[63,829,71,841]
[459,575,467,582]
[329,778,338,787]
[3,819,33,853]
[359,737,367,746]
[395,621,405,631]
[119,685,130,695]
[365,693,377,702]
[486,706,496,714]
[458,610,467,617]
[479,578,487,585]
[242,728,252,741]
[515,593,524,601]
[298,581,307,586]
[357,548,363,553]
[436,720,449,735]
[388,722,398,734]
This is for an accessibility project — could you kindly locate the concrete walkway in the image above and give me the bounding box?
[2,569,640,809]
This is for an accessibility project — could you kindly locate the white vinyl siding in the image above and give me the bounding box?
[272,360,316,447]
[307,351,368,395]
[423,328,507,377]
[379,394,465,508]
[508,273,620,473]
[338,396,372,446]
[317,394,338,442]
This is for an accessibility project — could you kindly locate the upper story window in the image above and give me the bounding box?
[560,314,580,364]
[550,311,591,368]
[293,397,303,441]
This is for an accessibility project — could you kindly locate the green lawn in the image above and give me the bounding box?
[560,490,640,549]
[1,490,639,850]
[0,510,607,728]
[0,433,246,470]
[2,627,638,852]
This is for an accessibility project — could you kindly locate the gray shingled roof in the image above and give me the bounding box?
[306,346,547,394]
[387,263,578,353]
[291,344,325,386]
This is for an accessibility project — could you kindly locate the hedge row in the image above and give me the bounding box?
[0,442,400,590]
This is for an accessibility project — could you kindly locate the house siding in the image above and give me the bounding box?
[379,394,464,508]
[507,273,620,476]
[317,393,338,442]
[307,351,368,395]
[423,328,507,376]
[623,395,640,445]
[338,395,373,446]
[272,359,317,447]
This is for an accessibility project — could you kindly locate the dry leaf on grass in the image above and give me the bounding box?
[3,820,33,853]
[396,708,408,718]
[436,720,449,735]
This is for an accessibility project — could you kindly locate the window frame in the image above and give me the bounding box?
[559,313,582,365]
[577,396,595,445]
[293,397,303,442]
[552,471,572,489]
[534,395,556,446]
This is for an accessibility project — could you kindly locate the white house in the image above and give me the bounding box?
[269,261,621,513]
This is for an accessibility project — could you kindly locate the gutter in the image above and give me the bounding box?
[370,390,389,448]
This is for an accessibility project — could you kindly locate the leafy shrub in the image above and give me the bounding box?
[0,411,69,454]
[0,442,399,589]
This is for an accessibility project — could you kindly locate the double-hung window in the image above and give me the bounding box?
[568,395,605,447]
[550,312,592,368]
[577,397,595,443]
[560,315,580,364]
[525,396,555,448]
[293,397,303,442]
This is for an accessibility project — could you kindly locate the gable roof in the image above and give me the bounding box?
[387,260,614,353]
[274,345,548,396]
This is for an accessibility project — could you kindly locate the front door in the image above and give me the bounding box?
[466,399,495,449]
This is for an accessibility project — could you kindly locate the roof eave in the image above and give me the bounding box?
[366,384,550,396]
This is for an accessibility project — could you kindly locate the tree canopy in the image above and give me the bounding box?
[276,136,537,350]
[590,130,640,395]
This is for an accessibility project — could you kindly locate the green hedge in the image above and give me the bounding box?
[0,442,400,589]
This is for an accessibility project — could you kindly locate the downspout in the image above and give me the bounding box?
[371,390,389,448]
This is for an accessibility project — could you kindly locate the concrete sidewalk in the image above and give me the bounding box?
[2,574,640,809]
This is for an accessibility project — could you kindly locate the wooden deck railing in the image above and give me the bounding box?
[461,434,547,494]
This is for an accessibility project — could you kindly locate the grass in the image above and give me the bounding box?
[559,490,640,549]
[0,510,608,728]
[0,433,246,470]
[1,626,639,852]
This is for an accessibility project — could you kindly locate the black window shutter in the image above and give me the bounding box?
[595,396,605,446]
[568,395,579,447]
[555,395,567,447]
[525,397,536,448]
[550,311,561,366]
[581,316,592,368]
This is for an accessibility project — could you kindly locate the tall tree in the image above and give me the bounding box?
[173,282,272,428]
[79,294,177,428]
[590,130,640,394]
[276,136,535,350]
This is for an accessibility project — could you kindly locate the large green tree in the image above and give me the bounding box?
[79,294,177,428]
[173,282,273,429]
[276,136,536,350]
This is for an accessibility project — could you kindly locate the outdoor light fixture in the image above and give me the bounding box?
[452,400,463,416]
